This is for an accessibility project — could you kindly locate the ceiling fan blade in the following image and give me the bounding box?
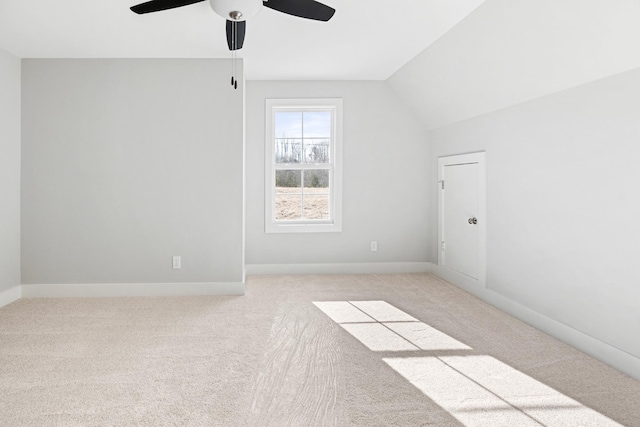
[130,0,205,14]
[226,20,246,50]
[263,0,335,21]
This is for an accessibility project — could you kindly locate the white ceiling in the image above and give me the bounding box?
[388,0,640,130]
[0,0,485,80]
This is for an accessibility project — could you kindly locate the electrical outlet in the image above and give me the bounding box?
[371,241,378,252]
[172,256,181,269]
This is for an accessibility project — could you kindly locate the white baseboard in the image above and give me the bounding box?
[0,285,21,308]
[430,264,640,381]
[21,282,245,298]
[245,262,432,276]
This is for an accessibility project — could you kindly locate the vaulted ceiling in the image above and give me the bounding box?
[2,0,639,129]
[388,0,640,129]
[0,0,484,80]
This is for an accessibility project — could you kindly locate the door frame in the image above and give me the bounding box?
[437,152,487,287]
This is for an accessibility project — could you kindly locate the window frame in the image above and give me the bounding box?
[265,98,343,233]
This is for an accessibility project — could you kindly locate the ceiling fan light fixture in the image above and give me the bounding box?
[209,0,262,21]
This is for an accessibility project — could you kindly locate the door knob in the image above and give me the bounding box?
[468,217,477,225]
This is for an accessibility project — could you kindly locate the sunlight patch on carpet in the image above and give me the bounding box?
[384,356,623,427]
[314,300,470,351]
[385,322,471,351]
[312,301,376,324]
[349,300,418,322]
[315,300,622,427]
[339,323,419,352]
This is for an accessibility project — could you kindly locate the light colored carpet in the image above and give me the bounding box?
[0,273,638,426]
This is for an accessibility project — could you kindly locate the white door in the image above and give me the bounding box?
[438,153,486,284]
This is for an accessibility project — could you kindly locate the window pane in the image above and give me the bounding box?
[275,138,302,164]
[275,195,302,220]
[275,170,301,192]
[303,169,330,190]
[303,169,330,220]
[303,111,331,138]
[303,195,330,220]
[303,139,331,164]
[275,112,302,138]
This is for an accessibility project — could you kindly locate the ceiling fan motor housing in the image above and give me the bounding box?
[210,0,262,21]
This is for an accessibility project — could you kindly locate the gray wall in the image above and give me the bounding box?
[245,81,429,265]
[22,59,244,284]
[0,48,21,293]
[429,68,640,360]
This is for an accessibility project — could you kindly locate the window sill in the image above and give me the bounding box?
[265,222,342,234]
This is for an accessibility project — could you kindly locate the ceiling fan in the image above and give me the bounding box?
[130,0,336,51]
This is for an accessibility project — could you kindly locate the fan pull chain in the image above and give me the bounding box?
[230,21,235,87]
[229,21,238,90]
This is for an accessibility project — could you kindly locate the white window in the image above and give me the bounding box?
[265,98,343,233]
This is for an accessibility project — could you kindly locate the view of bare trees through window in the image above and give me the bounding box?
[274,111,331,221]
[275,139,330,164]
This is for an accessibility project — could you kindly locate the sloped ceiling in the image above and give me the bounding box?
[0,0,484,80]
[4,0,639,126]
[388,0,640,130]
